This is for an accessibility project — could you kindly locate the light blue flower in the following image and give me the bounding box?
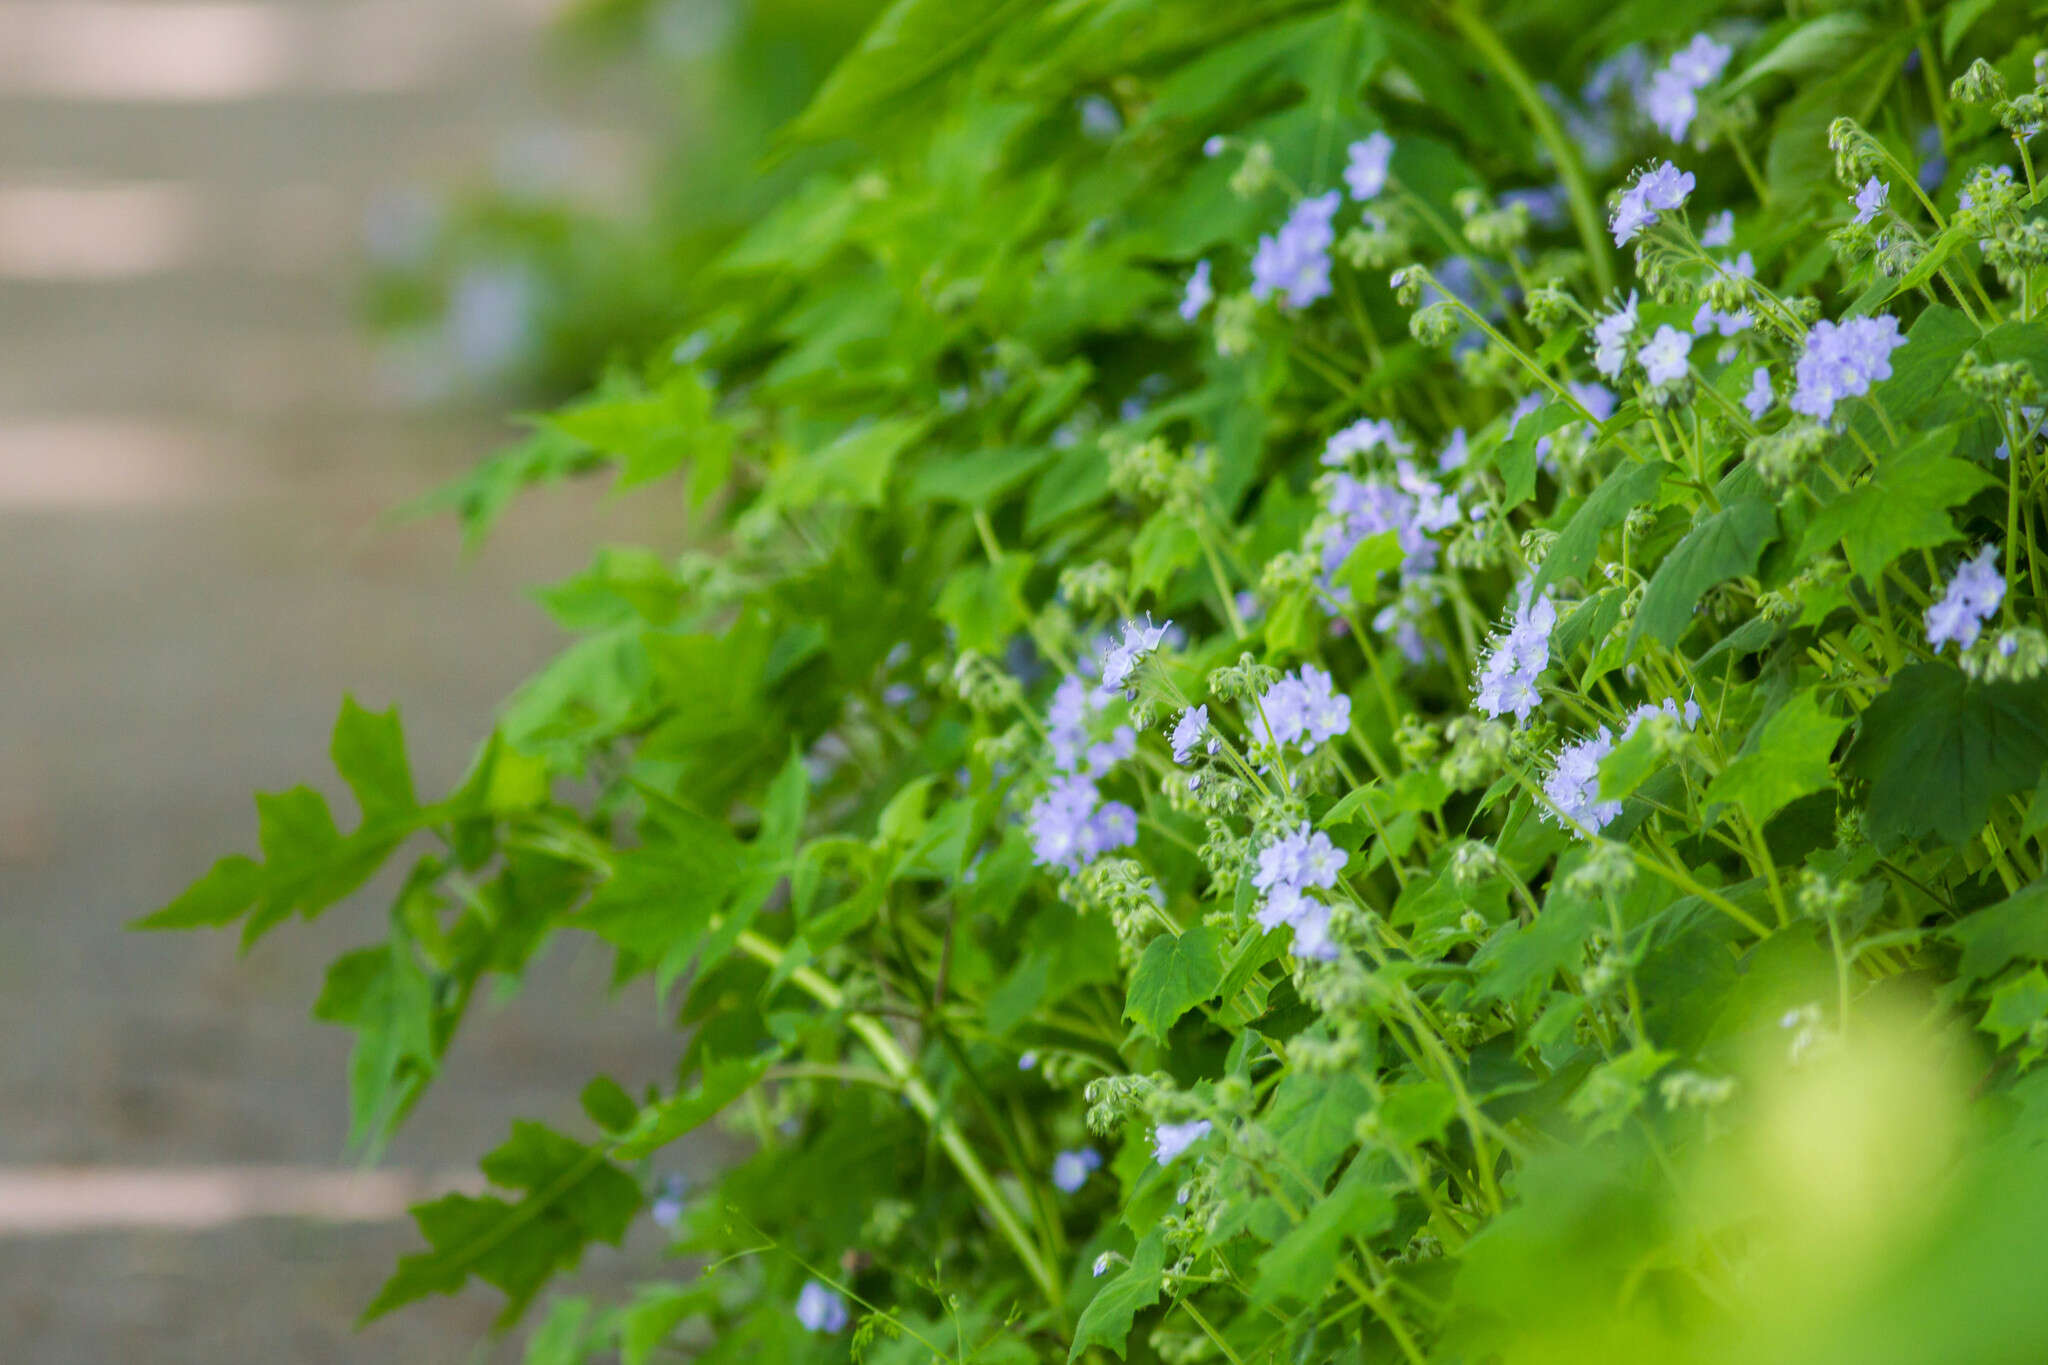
[1152,1119,1213,1165]
[1344,132,1395,202]
[1853,177,1889,225]
[1179,259,1213,322]
[795,1280,850,1334]
[1051,1148,1103,1193]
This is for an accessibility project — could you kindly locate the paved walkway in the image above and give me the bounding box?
[0,3,696,1359]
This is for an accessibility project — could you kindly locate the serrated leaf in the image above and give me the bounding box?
[1251,1168,1393,1306]
[1846,666,2048,847]
[1705,689,1848,828]
[1982,969,2048,1049]
[1125,926,1224,1042]
[1630,498,1778,653]
[1534,459,1669,596]
[1800,430,1990,586]
[332,696,417,823]
[368,1122,641,1327]
[1948,881,2048,985]
[1068,1229,1166,1362]
[936,552,1031,654]
[312,934,436,1149]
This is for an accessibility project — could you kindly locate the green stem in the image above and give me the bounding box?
[732,928,1064,1309]
[1440,0,1615,294]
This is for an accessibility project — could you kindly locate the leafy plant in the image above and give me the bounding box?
[150,1,2048,1361]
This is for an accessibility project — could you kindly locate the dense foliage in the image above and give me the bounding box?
[150,1,2048,1360]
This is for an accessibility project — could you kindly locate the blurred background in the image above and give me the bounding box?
[0,0,872,1358]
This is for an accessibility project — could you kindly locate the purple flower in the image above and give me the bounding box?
[1669,34,1733,87]
[1610,185,1655,246]
[1323,416,1412,465]
[1473,584,1555,725]
[1052,1147,1103,1193]
[1645,35,1731,141]
[1644,68,1699,141]
[1701,209,1735,248]
[1152,1119,1212,1165]
[1085,724,1137,776]
[1743,366,1774,419]
[1260,665,1351,751]
[649,1173,687,1231]
[1438,427,1470,470]
[1179,259,1213,321]
[1048,675,1092,771]
[1925,546,2005,650]
[1788,314,1906,422]
[1344,132,1395,202]
[1638,325,1692,386]
[1544,698,1699,836]
[1639,162,1696,210]
[1593,292,1639,378]
[1502,185,1569,228]
[1251,192,1341,308]
[1570,380,1618,423]
[1099,615,1171,692]
[796,1280,850,1334]
[1170,705,1210,763]
[1853,177,1888,225]
[1691,301,1751,338]
[1545,730,1623,833]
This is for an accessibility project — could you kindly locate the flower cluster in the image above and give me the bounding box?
[1251,191,1340,308]
[1645,33,1732,142]
[1029,658,1143,871]
[1473,586,1557,725]
[1543,697,1701,836]
[1259,665,1352,753]
[1788,314,1906,422]
[1926,546,2005,651]
[1251,822,1345,960]
[1610,160,1695,246]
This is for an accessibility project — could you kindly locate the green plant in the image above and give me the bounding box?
[150,2,2048,1361]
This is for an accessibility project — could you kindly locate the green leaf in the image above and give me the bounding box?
[1630,498,1778,653]
[770,417,929,509]
[1595,725,1662,804]
[1723,13,1872,96]
[1251,1168,1394,1306]
[1704,689,1849,827]
[1264,1070,1373,1184]
[1128,512,1202,598]
[1124,926,1224,1043]
[615,1051,781,1159]
[1847,666,2048,847]
[1941,0,2003,60]
[1948,881,2048,985]
[1376,1082,1458,1149]
[1069,1229,1166,1362]
[368,1122,641,1327]
[332,696,418,823]
[936,552,1031,654]
[787,0,1030,142]
[1533,459,1669,596]
[1336,529,1404,605]
[312,934,437,1149]
[1800,430,1991,586]
[1981,969,2048,1050]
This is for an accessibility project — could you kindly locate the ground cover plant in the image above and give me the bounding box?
[148,1,2048,1360]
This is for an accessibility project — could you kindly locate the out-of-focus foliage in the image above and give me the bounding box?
[361,0,883,398]
[152,0,2048,1361]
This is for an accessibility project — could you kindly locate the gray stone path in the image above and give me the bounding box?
[0,3,702,1359]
